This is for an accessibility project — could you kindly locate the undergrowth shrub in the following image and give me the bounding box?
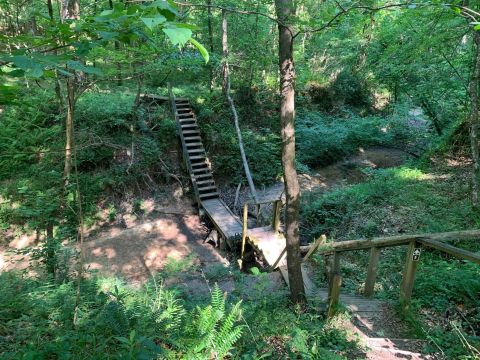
[0,274,243,359]
[296,110,428,169]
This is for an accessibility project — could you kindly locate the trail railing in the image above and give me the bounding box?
[301,230,480,317]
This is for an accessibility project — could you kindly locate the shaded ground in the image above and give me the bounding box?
[299,147,409,192]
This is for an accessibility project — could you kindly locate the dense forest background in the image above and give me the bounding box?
[1,0,480,359]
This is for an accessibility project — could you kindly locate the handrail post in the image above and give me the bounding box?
[327,251,341,318]
[364,247,381,297]
[240,203,248,270]
[400,240,421,311]
[327,273,342,319]
[272,200,281,232]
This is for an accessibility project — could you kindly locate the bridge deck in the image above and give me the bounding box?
[248,226,286,268]
[202,198,243,243]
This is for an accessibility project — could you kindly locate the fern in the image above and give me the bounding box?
[182,284,244,359]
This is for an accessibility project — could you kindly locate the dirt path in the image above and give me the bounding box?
[298,147,409,192]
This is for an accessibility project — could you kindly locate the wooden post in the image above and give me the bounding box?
[327,274,342,319]
[239,203,248,270]
[272,200,281,232]
[400,241,421,310]
[364,247,381,297]
[330,251,341,283]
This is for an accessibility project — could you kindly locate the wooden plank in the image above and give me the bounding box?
[364,247,381,297]
[187,149,205,154]
[303,235,326,262]
[419,239,480,264]
[196,179,215,186]
[272,200,282,232]
[301,230,480,255]
[198,185,217,192]
[279,262,315,297]
[248,227,286,268]
[328,274,342,319]
[240,204,248,269]
[400,241,420,310]
[202,199,243,241]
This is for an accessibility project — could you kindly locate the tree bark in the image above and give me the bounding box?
[64,76,75,180]
[61,0,80,20]
[225,70,258,203]
[469,31,480,208]
[221,9,228,95]
[207,0,214,91]
[274,0,305,304]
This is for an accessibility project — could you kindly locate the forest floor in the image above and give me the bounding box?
[0,146,437,359]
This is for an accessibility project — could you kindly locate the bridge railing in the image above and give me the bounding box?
[301,230,480,317]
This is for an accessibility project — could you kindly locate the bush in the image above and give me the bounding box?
[0,274,243,359]
[296,110,423,169]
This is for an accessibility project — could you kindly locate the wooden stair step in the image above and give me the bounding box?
[184,136,201,141]
[179,118,196,123]
[199,192,220,199]
[194,173,213,179]
[187,148,205,154]
[198,185,217,192]
[193,170,210,176]
[181,124,198,129]
[190,155,206,161]
[196,179,215,186]
[183,130,200,135]
[186,142,203,147]
[191,162,208,168]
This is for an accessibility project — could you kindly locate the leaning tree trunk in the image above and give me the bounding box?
[470,31,480,208]
[221,9,228,95]
[274,0,305,304]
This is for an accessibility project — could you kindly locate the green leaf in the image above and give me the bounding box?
[250,267,260,276]
[141,15,166,30]
[99,31,119,41]
[100,9,114,16]
[189,38,209,64]
[163,27,192,46]
[67,61,102,75]
[11,55,43,78]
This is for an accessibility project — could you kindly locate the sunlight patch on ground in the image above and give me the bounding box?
[9,234,36,249]
[393,167,451,181]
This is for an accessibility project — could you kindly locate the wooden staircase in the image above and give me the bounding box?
[173,98,220,203]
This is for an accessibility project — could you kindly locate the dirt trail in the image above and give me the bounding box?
[299,147,409,192]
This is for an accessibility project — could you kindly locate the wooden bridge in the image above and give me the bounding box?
[163,86,287,271]
[146,89,480,323]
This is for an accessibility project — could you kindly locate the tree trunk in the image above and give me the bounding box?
[207,0,214,91]
[47,0,54,20]
[64,76,75,180]
[470,31,480,208]
[274,0,305,304]
[61,0,80,20]
[225,71,258,203]
[221,9,228,95]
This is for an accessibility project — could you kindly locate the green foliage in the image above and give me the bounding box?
[296,110,423,168]
[302,166,477,240]
[0,274,243,359]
